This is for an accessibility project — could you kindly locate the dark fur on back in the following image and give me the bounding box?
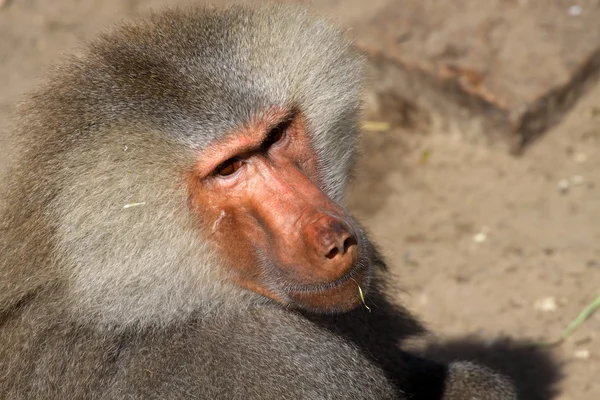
[0,5,517,399]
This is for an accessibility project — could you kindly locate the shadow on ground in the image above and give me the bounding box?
[307,267,561,400]
[421,338,561,400]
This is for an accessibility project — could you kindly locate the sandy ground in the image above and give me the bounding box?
[1,1,598,399]
[352,82,600,399]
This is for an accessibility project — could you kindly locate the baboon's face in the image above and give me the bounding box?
[188,107,367,312]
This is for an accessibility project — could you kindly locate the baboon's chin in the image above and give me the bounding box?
[286,264,370,314]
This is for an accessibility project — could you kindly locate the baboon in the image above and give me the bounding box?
[0,5,517,399]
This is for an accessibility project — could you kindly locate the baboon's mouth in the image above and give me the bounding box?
[286,260,368,294]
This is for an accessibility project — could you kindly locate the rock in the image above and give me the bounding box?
[350,0,600,152]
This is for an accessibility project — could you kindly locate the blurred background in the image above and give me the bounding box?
[1,1,599,398]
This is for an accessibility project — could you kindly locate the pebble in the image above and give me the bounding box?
[571,175,585,186]
[558,176,586,193]
[534,296,557,312]
[558,179,570,193]
[574,349,590,359]
[472,226,490,243]
[569,5,583,16]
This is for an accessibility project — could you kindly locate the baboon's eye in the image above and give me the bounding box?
[214,159,243,177]
[262,117,292,150]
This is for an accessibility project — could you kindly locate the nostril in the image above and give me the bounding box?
[342,236,357,253]
[325,247,339,259]
[325,236,357,260]
[309,215,358,260]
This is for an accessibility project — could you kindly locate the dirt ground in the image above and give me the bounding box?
[1,1,598,399]
[352,83,600,399]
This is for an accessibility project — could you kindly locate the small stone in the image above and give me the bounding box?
[473,232,487,243]
[472,226,490,243]
[534,297,557,312]
[570,175,585,185]
[569,5,583,16]
[574,349,590,359]
[558,179,570,193]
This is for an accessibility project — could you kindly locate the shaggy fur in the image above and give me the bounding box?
[0,5,517,399]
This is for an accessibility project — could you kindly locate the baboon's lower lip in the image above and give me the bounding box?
[286,262,366,294]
